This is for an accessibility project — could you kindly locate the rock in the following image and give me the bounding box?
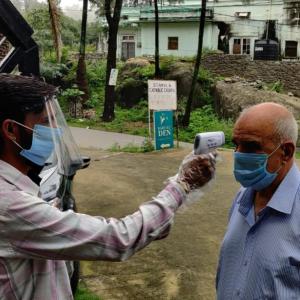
[213,81,300,121]
[83,109,96,120]
[165,62,194,97]
[116,78,147,108]
[288,92,294,97]
[224,77,232,83]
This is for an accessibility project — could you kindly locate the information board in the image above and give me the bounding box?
[153,110,174,150]
[148,80,177,110]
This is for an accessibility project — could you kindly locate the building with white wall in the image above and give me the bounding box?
[112,0,300,60]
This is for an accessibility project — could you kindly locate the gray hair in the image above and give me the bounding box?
[273,115,298,145]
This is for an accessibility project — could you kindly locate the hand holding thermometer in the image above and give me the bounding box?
[194,131,225,155]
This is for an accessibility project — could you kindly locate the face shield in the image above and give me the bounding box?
[44,95,83,177]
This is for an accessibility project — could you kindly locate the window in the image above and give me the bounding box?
[235,12,251,18]
[242,39,251,55]
[168,37,178,50]
[285,41,298,58]
[233,38,251,55]
[122,35,135,41]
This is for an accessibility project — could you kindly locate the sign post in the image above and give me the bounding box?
[108,69,119,86]
[148,80,177,150]
[153,110,174,150]
[148,80,177,111]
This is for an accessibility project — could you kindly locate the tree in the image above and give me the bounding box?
[25,5,80,55]
[154,0,161,77]
[76,0,89,107]
[101,0,123,121]
[47,0,63,63]
[182,0,207,127]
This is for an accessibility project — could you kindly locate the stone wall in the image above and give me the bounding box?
[202,54,300,97]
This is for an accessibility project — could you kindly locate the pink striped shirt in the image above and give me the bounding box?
[0,160,186,300]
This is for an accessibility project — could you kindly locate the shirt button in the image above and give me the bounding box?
[236,290,241,296]
[244,261,248,266]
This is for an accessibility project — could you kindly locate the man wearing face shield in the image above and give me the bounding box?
[216,102,300,299]
[0,74,216,299]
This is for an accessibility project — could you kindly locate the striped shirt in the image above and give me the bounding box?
[216,163,300,300]
[0,160,186,300]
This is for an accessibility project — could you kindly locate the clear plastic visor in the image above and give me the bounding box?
[44,96,83,176]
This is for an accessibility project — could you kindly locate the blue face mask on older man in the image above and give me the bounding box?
[233,144,282,191]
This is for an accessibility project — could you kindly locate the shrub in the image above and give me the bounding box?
[178,105,234,148]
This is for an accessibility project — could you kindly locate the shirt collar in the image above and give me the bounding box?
[238,163,300,216]
[0,160,39,196]
[267,163,300,214]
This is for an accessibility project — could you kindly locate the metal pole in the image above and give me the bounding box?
[266,0,272,41]
[148,107,152,140]
[175,110,179,148]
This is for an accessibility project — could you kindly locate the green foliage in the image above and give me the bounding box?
[60,15,81,47]
[109,139,154,153]
[86,61,107,88]
[194,68,215,106]
[25,6,53,54]
[40,63,69,82]
[117,77,141,90]
[74,284,101,300]
[133,64,155,80]
[160,56,178,74]
[198,68,214,83]
[266,80,284,93]
[178,105,234,148]
[61,86,84,98]
[25,4,92,57]
[86,22,103,46]
[58,86,84,112]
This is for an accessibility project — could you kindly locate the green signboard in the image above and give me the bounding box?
[154,110,174,150]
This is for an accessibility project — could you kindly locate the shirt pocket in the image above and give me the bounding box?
[254,256,300,299]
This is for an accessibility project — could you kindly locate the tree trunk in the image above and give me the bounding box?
[47,0,63,63]
[154,0,160,77]
[102,0,123,122]
[76,0,89,107]
[182,0,207,127]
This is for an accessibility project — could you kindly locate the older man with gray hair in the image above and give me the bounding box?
[216,102,300,299]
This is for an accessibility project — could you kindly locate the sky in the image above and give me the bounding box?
[38,0,97,21]
[59,0,82,8]
[38,0,82,9]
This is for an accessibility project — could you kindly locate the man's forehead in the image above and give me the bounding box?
[233,117,275,142]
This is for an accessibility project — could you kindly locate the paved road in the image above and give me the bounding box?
[70,127,193,150]
[69,126,235,299]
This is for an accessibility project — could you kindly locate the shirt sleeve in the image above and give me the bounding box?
[0,183,186,261]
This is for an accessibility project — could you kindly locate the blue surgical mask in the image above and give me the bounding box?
[233,144,282,191]
[11,121,61,166]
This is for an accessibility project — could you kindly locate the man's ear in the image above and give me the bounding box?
[2,119,17,141]
[281,142,295,162]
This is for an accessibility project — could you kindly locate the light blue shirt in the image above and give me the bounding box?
[216,163,300,300]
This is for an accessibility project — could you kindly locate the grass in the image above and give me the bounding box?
[109,139,154,153]
[67,105,235,150]
[74,283,101,300]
